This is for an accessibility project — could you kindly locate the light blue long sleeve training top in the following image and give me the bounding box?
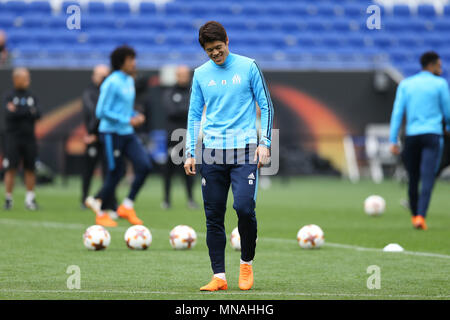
[96,70,136,135]
[389,70,450,143]
[186,52,274,158]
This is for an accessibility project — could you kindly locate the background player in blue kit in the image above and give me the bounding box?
[86,46,151,227]
[184,21,274,291]
[389,51,450,230]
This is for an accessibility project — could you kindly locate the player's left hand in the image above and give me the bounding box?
[130,113,145,127]
[254,145,270,169]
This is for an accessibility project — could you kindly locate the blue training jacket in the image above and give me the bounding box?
[389,70,450,143]
[186,53,274,158]
[96,70,136,135]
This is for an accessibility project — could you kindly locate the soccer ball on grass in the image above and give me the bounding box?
[364,195,385,216]
[297,224,325,249]
[169,225,197,250]
[83,225,111,251]
[124,225,152,250]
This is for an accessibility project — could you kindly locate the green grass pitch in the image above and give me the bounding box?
[0,175,449,300]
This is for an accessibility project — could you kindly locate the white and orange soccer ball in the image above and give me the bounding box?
[297,224,325,249]
[83,225,111,251]
[169,225,197,250]
[364,195,385,216]
[124,225,152,250]
[230,227,241,251]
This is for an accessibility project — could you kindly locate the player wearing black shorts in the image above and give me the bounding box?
[2,68,40,210]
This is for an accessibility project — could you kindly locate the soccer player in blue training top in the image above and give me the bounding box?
[85,46,151,227]
[184,21,274,291]
[389,51,450,230]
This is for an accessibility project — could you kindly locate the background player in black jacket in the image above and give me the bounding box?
[81,64,109,207]
[2,68,40,210]
[80,64,120,218]
[161,65,198,210]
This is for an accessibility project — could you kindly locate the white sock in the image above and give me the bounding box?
[214,273,226,281]
[122,198,134,209]
[96,211,106,217]
[25,191,35,203]
[240,259,253,266]
[5,193,12,200]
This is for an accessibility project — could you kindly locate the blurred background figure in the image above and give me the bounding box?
[2,68,40,210]
[80,64,121,218]
[389,51,450,230]
[0,30,9,67]
[161,65,198,210]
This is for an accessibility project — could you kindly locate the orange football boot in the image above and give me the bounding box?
[200,277,228,291]
[95,213,118,227]
[239,264,254,290]
[413,215,428,230]
[117,204,143,225]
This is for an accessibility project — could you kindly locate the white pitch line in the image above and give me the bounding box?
[0,288,449,299]
[1,218,450,260]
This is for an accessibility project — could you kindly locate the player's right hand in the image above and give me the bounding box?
[184,157,196,176]
[390,143,400,155]
[7,102,16,112]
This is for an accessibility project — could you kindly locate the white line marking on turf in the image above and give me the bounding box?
[0,288,449,299]
[1,218,450,260]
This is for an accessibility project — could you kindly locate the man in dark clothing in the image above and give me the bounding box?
[161,65,198,210]
[80,64,120,218]
[2,68,40,210]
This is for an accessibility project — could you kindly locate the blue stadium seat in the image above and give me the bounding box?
[139,2,157,15]
[444,5,450,17]
[7,29,34,46]
[434,19,450,32]
[371,32,396,49]
[345,33,365,48]
[423,33,446,50]
[417,4,436,18]
[280,18,307,33]
[343,3,365,18]
[33,30,55,45]
[332,18,352,33]
[87,1,107,15]
[289,3,308,16]
[305,17,332,32]
[316,3,338,17]
[392,4,411,17]
[264,3,290,17]
[241,2,266,17]
[111,1,130,15]
[15,44,42,58]
[383,17,411,33]
[254,17,281,32]
[21,14,46,29]
[264,32,288,48]
[320,33,345,48]
[4,1,28,15]
[397,33,424,48]
[0,14,15,29]
[29,1,52,15]
[295,33,319,47]
[82,15,117,30]
[163,2,188,15]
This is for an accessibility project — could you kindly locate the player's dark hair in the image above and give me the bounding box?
[110,45,136,71]
[198,21,228,48]
[420,51,440,69]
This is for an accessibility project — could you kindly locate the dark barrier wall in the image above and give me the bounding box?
[0,69,397,175]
